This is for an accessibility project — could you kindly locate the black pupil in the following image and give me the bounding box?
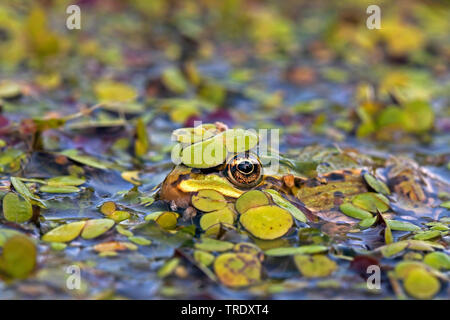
[237,160,253,174]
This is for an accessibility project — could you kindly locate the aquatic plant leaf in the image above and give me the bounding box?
[423,252,450,271]
[265,245,328,257]
[224,129,258,153]
[233,243,264,261]
[121,171,142,186]
[294,254,337,278]
[394,261,426,279]
[0,228,25,247]
[59,150,110,170]
[50,242,67,251]
[379,241,409,258]
[359,216,377,229]
[194,250,215,267]
[155,211,178,230]
[214,253,261,288]
[199,207,235,231]
[46,176,85,186]
[100,201,116,215]
[265,189,307,223]
[108,211,131,222]
[157,257,180,278]
[235,190,270,214]
[128,236,152,246]
[352,192,389,213]
[93,241,137,253]
[380,213,393,244]
[172,126,216,144]
[2,192,33,223]
[0,81,22,99]
[40,185,80,193]
[94,80,137,103]
[10,177,46,208]
[42,221,86,242]
[240,205,293,240]
[403,100,434,133]
[0,235,36,279]
[378,240,443,258]
[135,118,149,157]
[363,173,390,195]
[413,230,441,241]
[81,219,115,239]
[181,135,227,169]
[194,238,234,252]
[161,67,188,94]
[339,203,373,220]
[116,225,133,237]
[387,220,421,232]
[192,189,227,212]
[403,269,440,299]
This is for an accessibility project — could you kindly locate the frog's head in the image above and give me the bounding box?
[159,123,300,210]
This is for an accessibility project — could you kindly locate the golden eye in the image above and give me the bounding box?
[226,153,262,188]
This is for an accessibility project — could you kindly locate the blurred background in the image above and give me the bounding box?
[0,0,449,155]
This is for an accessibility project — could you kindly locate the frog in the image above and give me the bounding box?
[158,122,444,227]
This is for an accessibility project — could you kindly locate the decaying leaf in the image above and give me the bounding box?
[214,253,261,288]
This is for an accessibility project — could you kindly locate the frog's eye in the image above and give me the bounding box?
[226,153,262,188]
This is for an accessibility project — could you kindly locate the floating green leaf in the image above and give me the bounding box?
[387,220,421,232]
[42,221,86,242]
[403,268,440,299]
[224,129,258,153]
[199,206,235,231]
[265,189,307,223]
[40,185,80,193]
[155,211,178,230]
[2,192,33,223]
[235,190,270,215]
[294,254,337,278]
[46,176,86,186]
[340,202,373,220]
[59,150,110,170]
[359,215,377,229]
[240,205,293,240]
[423,252,450,270]
[363,173,390,195]
[81,219,115,239]
[413,230,441,241]
[440,201,450,209]
[10,177,46,208]
[181,135,227,169]
[265,245,328,256]
[94,80,137,103]
[194,250,215,267]
[0,235,36,279]
[157,258,180,278]
[161,67,188,94]
[352,192,389,213]
[128,236,152,246]
[192,189,227,212]
[194,238,234,252]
